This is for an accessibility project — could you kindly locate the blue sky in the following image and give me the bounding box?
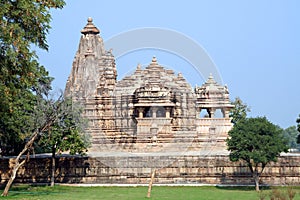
[36,0,300,128]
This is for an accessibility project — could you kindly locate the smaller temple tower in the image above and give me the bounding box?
[195,74,233,118]
[193,74,234,152]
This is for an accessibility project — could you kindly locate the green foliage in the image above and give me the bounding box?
[297,115,300,133]
[0,0,65,155]
[226,117,289,191]
[287,186,297,200]
[269,187,297,200]
[296,115,300,144]
[37,97,90,155]
[283,126,299,150]
[229,97,250,124]
[270,188,287,200]
[258,190,267,200]
[227,117,289,166]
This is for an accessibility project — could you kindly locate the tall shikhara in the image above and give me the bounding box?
[65,18,234,154]
[65,17,116,99]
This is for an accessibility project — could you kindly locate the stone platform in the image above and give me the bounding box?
[1,152,300,186]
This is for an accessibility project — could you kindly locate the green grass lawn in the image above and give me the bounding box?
[1,185,300,200]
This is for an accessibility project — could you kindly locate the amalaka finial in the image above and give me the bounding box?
[137,63,141,70]
[207,73,217,84]
[152,56,157,63]
[81,17,100,35]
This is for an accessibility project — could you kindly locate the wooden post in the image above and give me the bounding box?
[147,169,156,198]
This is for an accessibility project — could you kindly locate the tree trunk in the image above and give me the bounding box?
[254,172,260,191]
[50,146,56,187]
[147,169,156,198]
[1,159,26,196]
[1,130,39,196]
[1,120,55,196]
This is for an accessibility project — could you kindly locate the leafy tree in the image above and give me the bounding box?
[1,92,90,196]
[37,97,90,187]
[1,90,60,196]
[297,115,300,132]
[296,115,300,144]
[229,97,250,124]
[0,0,72,196]
[0,0,65,155]
[226,117,289,191]
[283,126,299,150]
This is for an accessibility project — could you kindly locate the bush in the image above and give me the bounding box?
[268,187,297,200]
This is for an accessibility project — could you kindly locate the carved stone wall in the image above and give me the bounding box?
[1,154,300,186]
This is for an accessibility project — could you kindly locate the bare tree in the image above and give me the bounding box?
[1,93,88,196]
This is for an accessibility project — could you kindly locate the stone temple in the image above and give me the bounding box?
[65,18,234,155]
[2,18,298,186]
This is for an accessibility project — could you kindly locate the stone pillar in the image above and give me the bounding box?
[152,107,158,118]
[196,107,201,119]
[165,107,171,118]
[209,108,215,118]
[138,108,144,118]
[222,108,230,118]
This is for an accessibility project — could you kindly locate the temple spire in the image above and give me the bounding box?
[65,17,116,99]
[151,56,157,63]
[81,17,100,35]
[207,73,216,84]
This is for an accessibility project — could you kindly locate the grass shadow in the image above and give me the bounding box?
[2,184,63,197]
[215,185,271,191]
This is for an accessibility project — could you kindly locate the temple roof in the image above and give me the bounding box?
[115,57,193,95]
[195,74,233,108]
[201,73,222,92]
[81,17,100,35]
